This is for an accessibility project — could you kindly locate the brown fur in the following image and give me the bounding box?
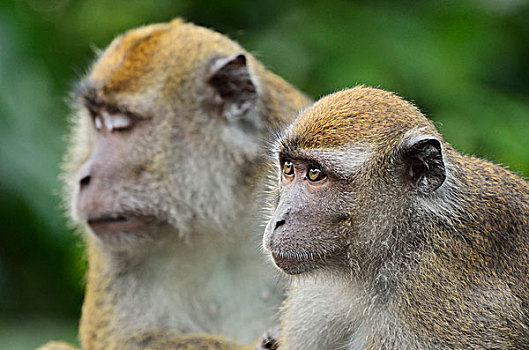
[268,86,529,349]
[287,87,436,149]
[44,19,311,350]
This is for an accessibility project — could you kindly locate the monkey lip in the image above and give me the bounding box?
[87,214,157,234]
[271,250,322,275]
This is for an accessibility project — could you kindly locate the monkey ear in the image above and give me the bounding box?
[207,54,257,120]
[402,138,446,193]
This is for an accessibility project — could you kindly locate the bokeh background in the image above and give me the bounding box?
[1,0,528,348]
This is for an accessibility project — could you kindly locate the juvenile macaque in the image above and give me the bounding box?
[265,86,529,349]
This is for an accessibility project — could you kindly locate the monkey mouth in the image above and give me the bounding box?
[87,213,157,235]
[270,250,323,275]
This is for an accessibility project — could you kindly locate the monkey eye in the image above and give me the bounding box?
[283,160,294,176]
[92,111,134,132]
[307,167,326,182]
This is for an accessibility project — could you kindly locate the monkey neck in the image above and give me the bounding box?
[80,217,283,346]
[282,240,429,349]
[283,273,390,349]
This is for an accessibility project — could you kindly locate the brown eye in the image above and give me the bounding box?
[283,161,294,176]
[307,167,326,182]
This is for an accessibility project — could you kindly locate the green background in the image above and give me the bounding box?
[1,0,528,348]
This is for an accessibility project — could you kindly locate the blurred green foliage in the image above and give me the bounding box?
[0,0,528,348]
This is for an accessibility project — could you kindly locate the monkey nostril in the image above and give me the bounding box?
[275,219,286,230]
[80,175,91,188]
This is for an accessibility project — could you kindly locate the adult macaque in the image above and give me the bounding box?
[42,19,311,349]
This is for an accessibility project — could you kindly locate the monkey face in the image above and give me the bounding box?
[265,86,450,276]
[71,96,176,247]
[65,21,280,250]
[263,156,353,275]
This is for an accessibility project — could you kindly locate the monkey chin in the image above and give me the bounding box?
[270,250,324,275]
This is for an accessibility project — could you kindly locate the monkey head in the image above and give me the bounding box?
[264,86,448,276]
[64,19,299,249]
